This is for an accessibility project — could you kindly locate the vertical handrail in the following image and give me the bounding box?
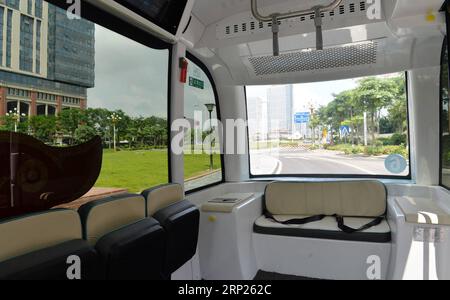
[251,0,344,54]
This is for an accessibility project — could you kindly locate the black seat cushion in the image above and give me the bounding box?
[153,200,199,276]
[0,239,101,280]
[95,218,165,280]
[254,216,391,243]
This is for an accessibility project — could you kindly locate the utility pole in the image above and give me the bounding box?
[6,108,26,133]
[205,103,216,171]
[108,113,122,152]
[363,111,368,146]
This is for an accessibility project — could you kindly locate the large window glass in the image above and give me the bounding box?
[441,38,450,188]
[183,57,223,191]
[246,73,410,177]
[0,1,169,197]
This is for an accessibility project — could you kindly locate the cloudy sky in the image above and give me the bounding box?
[87,25,169,118]
[87,25,217,121]
[247,78,359,114]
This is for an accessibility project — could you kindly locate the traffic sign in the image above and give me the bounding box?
[189,77,204,89]
[294,112,310,124]
[340,125,350,137]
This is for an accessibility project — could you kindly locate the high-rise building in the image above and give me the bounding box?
[247,96,268,141]
[0,0,95,118]
[267,85,293,135]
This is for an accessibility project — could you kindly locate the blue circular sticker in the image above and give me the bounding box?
[385,154,407,174]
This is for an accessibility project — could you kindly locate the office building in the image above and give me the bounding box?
[0,0,95,117]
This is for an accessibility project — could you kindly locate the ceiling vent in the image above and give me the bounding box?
[218,0,371,40]
[247,41,378,76]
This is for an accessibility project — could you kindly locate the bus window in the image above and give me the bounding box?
[246,73,410,178]
[0,1,170,196]
[441,38,450,188]
[183,57,223,192]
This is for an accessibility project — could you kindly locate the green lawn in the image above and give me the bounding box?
[95,149,221,193]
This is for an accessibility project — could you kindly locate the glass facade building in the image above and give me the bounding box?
[6,0,20,10]
[0,0,95,117]
[19,14,33,72]
[47,5,95,88]
[0,7,3,64]
[6,9,12,68]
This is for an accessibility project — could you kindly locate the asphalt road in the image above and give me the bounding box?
[251,149,409,176]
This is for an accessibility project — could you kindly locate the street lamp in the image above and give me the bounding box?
[6,108,26,133]
[108,113,122,152]
[205,103,216,171]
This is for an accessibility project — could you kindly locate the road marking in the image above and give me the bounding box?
[309,156,373,174]
[276,153,374,174]
[283,156,311,160]
[274,159,282,174]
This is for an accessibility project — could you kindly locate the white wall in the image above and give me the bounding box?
[407,37,443,185]
[216,84,250,182]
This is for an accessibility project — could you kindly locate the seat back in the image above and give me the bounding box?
[143,183,184,216]
[142,184,199,277]
[0,209,82,262]
[264,181,387,217]
[79,194,146,245]
[0,209,100,280]
[78,194,165,280]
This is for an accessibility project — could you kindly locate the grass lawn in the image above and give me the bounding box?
[95,149,221,193]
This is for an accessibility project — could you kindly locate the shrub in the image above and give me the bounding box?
[377,137,391,146]
[390,133,407,146]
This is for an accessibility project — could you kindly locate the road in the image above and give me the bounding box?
[251,148,409,176]
[185,170,223,191]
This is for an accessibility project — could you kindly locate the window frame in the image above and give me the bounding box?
[245,72,412,180]
[42,0,174,186]
[45,0,171,50]
[184,52,226,194]
[440,36,450,190]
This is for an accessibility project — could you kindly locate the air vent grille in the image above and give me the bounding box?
[248,42,378,76]
[218,0,372,40]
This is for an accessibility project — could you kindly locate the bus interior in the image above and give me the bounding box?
[0,0,449,281]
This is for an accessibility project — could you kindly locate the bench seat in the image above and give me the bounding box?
[253,181,392,279]
[254,215,391,243]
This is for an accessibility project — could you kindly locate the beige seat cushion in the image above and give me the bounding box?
[143,184,184,216]
[255,215,391,233]
[79,194,146,245]
[254,214,391,243]
[0,209,82,262]
[265,181,387,217]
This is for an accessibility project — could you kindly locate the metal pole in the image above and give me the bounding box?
[313,6,323,50]
[113,124,117,151]
[272,14,280,56]
[364,112,368,146]
[209,110,213,171]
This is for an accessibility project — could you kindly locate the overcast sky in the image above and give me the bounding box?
[247,79,359,114]
[87,24,217,121]
[87,25,169,118]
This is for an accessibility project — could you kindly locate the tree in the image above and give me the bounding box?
[313,74,406,146]
[386,76,408,134]
[59,109,87,144]
[74,125,97,144]
[309,114,321,145]
[354,77,399,145]
[85,108,113,145]
[28,116,57,144]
